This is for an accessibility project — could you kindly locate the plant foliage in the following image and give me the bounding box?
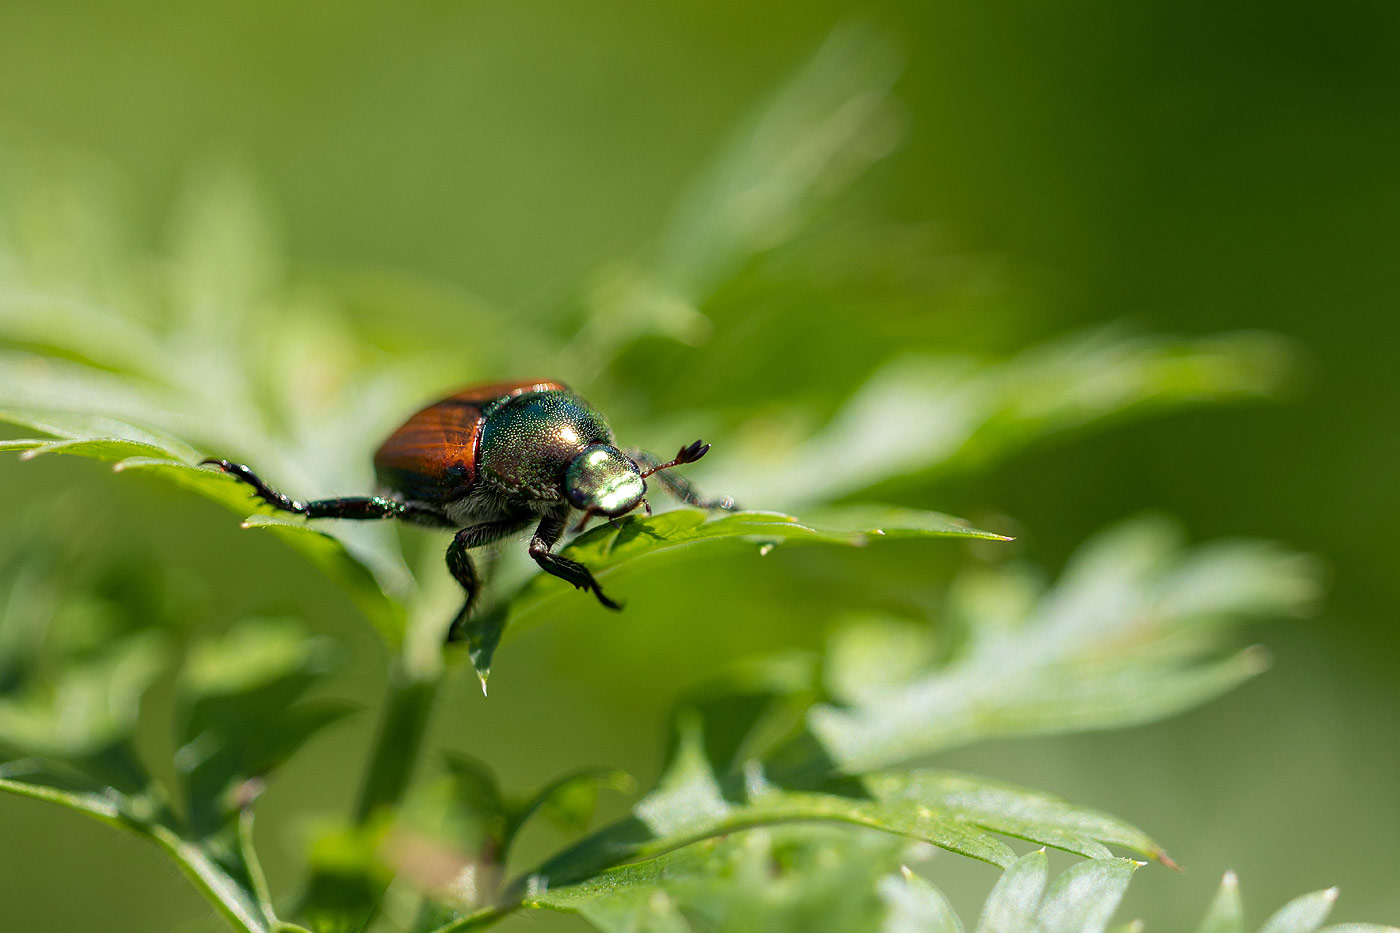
[0,23,1388,933]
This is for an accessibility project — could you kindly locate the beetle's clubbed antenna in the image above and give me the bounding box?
[640,439,710,479]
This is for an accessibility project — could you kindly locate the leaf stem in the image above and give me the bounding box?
[238,809,280,927]
[353,660,441,823]
[426,902,519,933]
[146,822,269,933]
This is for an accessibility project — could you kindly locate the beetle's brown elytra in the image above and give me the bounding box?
[202,380,737,640]
[373,380,568,504]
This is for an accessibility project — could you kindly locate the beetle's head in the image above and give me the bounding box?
[564,444,646,518]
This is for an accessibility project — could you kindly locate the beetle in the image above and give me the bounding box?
[202,380,736,634]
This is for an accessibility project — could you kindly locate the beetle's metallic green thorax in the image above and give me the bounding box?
[478,390,613,498]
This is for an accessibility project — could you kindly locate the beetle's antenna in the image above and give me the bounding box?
[640,439,710,479]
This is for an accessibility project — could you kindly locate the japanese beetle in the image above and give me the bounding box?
[203,380,735,635]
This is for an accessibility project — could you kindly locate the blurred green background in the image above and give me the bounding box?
[1,1,1397,930]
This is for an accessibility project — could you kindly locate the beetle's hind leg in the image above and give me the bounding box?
[626,448,739,511]
[201,459,451,524]
[527,509,622,610]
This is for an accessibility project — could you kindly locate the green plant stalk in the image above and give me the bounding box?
[353,570,456,823]
[147,823,270,933]
[428,903,518,933]
[353,660,441,823]
[239,809,280,928]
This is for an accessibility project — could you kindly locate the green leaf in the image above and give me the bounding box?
[385,758,636,921]
[524,826,908,933]
[0,407,202,462]
[176,619,350,840]
[298,819,391,933]
[1197,872,1245,933]
[0,405,411,641]
[0,162,422,645]
[0,631,166,794]
[977,849,1049,933]
[978,856,1141,933]
[460,505,1008,686]
[0,758,128,825]
[879,867,963,933]
[1032,858,1138,933]
[863,772,1164,863]
[440,753,508,841]
[512,716,1162,902]
[1259,890,1339,933]
[507,768,636,850]
[706,330,1300,510]
[487,516,1323,909]
[802,516,1319,774]
[445,515,1318,928]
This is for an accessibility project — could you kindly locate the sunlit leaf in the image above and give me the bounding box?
[1259,890,1339,933]
[523,826,908,933]
[1198,872,1245,933]
[0,407,202,461]
[708,330,1301,510]
[511,712,1165,905]
[459,505,1008,686]
[977,849,1049,933]
[801,516,1319,774]
[0,160,420,644]
[0,403,409,642]
[863,772,1163,863]
[879,866,963,933]
[1033,858,1138,933]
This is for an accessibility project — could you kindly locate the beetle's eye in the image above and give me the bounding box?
[566,483,590,509]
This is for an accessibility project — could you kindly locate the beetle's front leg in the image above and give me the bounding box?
[528,508,621,610]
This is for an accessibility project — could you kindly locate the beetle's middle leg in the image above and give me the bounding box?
[444,514,534,634]
[528,508,621,610]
